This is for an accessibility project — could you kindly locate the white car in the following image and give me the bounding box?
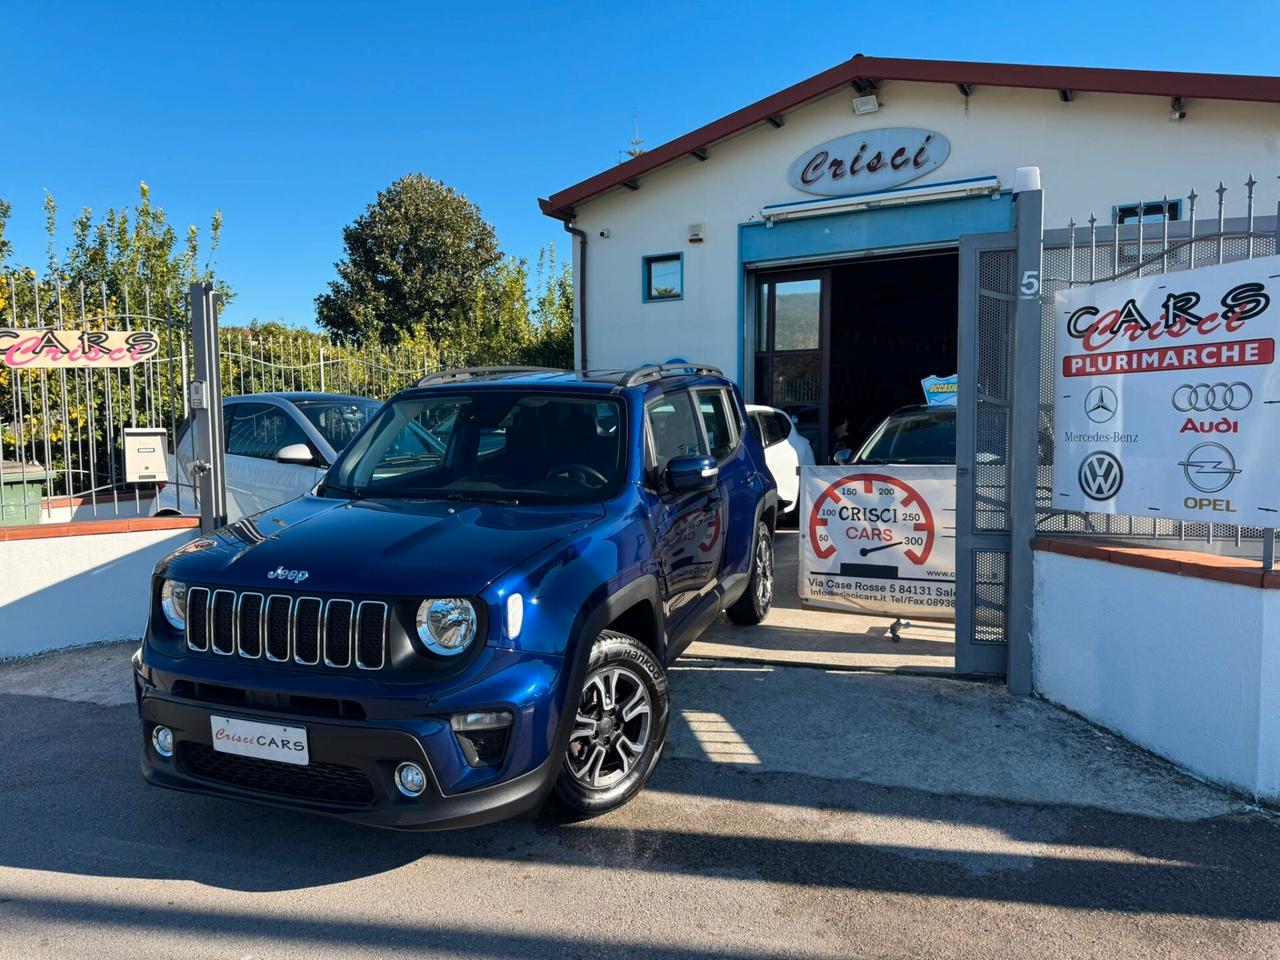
[746,403,815,515]
[154,392,383,522]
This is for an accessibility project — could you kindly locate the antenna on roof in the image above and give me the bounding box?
[625,111,645,159]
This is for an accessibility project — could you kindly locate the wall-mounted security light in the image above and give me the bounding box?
[688,223,705,243]
[1170,97,1186,123]
[598,229,611,238]
[852,95,880,115]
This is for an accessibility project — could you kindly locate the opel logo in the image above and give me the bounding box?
[1078,451,1123,501]
[1084,385,1118,424]
[1171,382,1252,412]
[1178,442,1241,494]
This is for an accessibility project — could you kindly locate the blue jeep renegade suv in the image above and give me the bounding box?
[135,364,778,829]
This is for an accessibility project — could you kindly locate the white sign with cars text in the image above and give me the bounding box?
[799,465,956,620]
[1053,254,1280,526]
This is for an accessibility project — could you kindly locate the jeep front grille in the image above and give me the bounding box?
[185,587,387,670]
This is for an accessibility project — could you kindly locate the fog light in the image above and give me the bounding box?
[152,725,174,758]
[395,761,427,797]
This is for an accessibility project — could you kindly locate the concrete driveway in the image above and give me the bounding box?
[0,643,1277,960]
[691,531,956,673]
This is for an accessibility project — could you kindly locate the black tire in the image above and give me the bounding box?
[725,520,774,625]
[552,630,670,816]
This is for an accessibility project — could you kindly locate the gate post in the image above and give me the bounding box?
[1006,170,1044,695]
[190,281,228,532]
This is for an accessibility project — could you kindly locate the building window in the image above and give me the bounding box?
[1114,199,1182,225]
[643,254,683,302]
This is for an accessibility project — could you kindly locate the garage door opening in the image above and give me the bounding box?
[741,247,960,673]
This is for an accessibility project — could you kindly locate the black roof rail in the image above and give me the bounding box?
[617,362,725,388]
[416,366,567,387]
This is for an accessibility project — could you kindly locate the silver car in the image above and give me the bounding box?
[154,392,382,522]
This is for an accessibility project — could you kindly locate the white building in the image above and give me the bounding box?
[540,55,1280,461]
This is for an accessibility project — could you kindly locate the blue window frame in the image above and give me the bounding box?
[643,253,683,302]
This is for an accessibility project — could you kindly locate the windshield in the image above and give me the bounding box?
[293,398,383,453]
[326,391,626,504]
[855,409,955,465]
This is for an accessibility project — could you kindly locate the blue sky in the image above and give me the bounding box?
[4,0,1276,327]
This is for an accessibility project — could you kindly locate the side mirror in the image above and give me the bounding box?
[275,443,316,466]
[665,454,718,494]
[832,447,855,466]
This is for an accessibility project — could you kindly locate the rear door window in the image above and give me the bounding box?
[695,388,738,461]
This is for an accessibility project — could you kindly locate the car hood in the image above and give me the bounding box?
[162,494,605,597]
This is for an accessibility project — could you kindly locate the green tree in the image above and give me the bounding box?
[529,243,573,365]
[47,181,230,318]
[316,174,502,347]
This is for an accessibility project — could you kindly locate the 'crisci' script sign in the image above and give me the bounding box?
[0,328,161,368]
[786,128,950,197]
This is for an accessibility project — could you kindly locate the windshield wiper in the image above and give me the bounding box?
[442,491,521,505]
[321,481,363,500]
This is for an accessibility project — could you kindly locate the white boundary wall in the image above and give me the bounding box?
[1033,550,1279,802]
[0,526,198,659]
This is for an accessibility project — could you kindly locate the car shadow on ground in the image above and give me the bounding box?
[1,690,1277,926]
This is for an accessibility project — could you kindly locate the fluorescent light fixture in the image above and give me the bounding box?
[761,175,1001,223]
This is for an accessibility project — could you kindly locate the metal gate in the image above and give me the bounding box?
[955,231,1017,676]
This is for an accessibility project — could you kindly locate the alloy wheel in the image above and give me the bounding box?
[755,531,774,609]
[567,665,652,789]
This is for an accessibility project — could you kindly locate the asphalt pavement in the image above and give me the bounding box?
[0,644,1277,959]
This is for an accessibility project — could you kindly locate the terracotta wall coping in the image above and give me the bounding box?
[1034,536,1280,589]
[0,515,199,543]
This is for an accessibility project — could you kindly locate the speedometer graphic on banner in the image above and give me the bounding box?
[808,473,936,565]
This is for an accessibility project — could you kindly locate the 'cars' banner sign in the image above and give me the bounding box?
[0,328,160,369]
[799,465,956,620]
[1053,254,1280,527]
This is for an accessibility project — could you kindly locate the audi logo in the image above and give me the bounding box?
[1172,382,1252,412]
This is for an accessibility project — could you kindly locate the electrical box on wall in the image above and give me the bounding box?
[688,223,705,243]
[122,428,170,484]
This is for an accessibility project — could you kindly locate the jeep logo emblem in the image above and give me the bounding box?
[267,566,310,584]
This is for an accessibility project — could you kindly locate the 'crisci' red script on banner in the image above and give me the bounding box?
[1062,338,1274,377]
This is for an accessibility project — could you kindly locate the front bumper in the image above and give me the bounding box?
[139,692,561,830]
[134,644,576,830]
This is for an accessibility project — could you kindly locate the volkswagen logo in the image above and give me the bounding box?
[1084,385,1118,423]
[1078,451,1123,501]
[1171,382,1252,412]
[1178,442,1241,494]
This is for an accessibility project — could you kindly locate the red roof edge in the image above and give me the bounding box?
[540,54,1280,219]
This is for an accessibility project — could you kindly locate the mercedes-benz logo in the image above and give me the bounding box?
[1084,385,1118,423]
[1078,451,1123,501]
[1172,382,1252,412]
[1179,442,1241,494]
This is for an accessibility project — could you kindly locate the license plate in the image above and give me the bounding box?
[210,715,309,766]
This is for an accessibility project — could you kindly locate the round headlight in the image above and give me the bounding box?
[416,598,477,655]
[160,580,188,631]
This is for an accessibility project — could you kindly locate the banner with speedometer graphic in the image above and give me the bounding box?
[800,465,956,620]
[1053,254,1280,527]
